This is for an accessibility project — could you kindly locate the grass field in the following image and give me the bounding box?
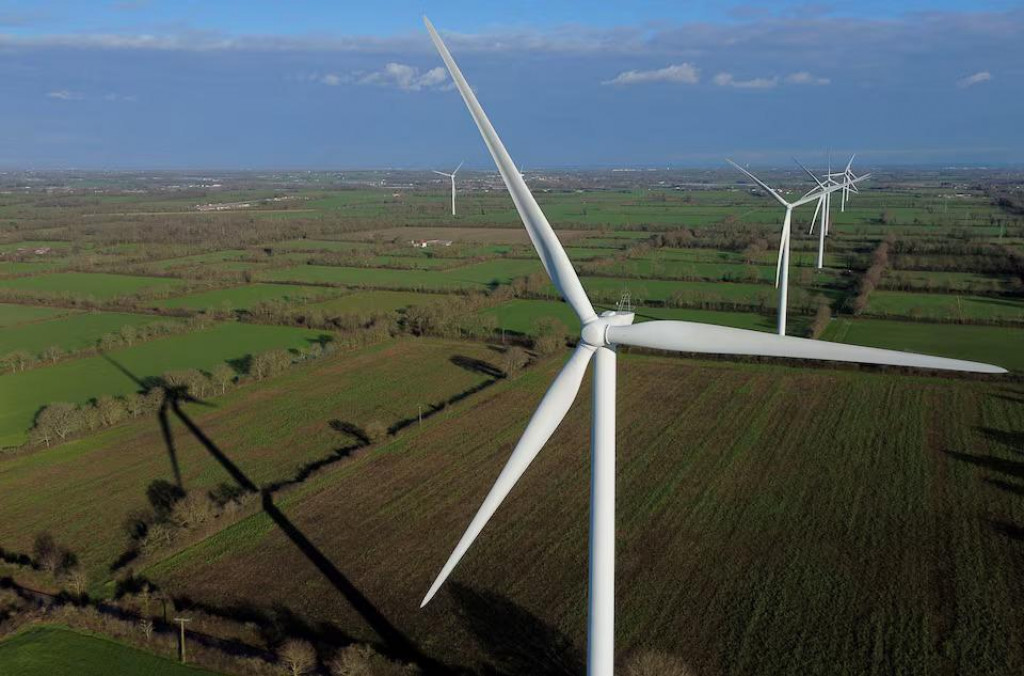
[154,283,342,311]
[0,339,504,580]
[258,265,479,290]
[823,317,1024,371]
[482,299,795,335]
[866,290,1024,322]
[139,352,1024,674]
[0,322,327,446]
[0,625,220,676]
[0,273,185,300]
[0,303,72,328]
[305,290,449,314]
[0,311,170,356]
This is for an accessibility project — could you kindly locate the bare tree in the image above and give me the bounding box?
[364,420,388,444]
[503,346,530,379]
[330,644,420,675]
[279,639,317,676]
[34,403,82,443]
[42,345,64,365]
[210,363,235,394]
[622,650,696,676]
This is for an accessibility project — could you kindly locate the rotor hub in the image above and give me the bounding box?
[581,310,635,347]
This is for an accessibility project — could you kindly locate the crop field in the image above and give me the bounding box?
[866,291,1024,322]
[305,290,450,314]
[0,322,327,446]
[138,352,1024,674]
[0,625,220,676]
[0,302,71,328]
[154,283,343,311]
[0,311,170,356]
[0,272,185,300]
[823,318,1024,371]
[0,339,505,580]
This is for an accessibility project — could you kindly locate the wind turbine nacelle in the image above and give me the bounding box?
[581,311,635,347]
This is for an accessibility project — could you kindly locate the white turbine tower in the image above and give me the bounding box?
[726,160,864,335]
[420,17,1005,676]
[433,161,464,216]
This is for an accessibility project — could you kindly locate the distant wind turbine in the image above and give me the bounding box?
[829,154,860,213]
[727,159,864,335]
[433,161,464,216]
[420,17,1005,676]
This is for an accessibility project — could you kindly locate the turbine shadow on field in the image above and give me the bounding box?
[100,355,434,669]
[449,582,584,676]
[946,424,1024,543]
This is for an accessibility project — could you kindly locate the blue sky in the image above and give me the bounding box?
[0,1,1021,169]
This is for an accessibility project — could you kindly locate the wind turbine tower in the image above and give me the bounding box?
[421,17,1005,676]
[433,161,464,216]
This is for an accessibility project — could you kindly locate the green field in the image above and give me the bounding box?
[483,299,793,335]
[154,283,342,311]
[0,322,327,446]
[258,265,479,290]
[139,352,1024,674]
[0,339,504,579]
[0,312,169,356]
[305,290,449,315]
[823,317,1024,371]
[0,626,220,676]
[866,290,1024,322]
[0,261,66,276]
[0,273,185,300]
[0,303,71,328]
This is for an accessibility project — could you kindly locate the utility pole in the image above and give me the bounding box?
[418,404,422,426]
[173,617,191,663]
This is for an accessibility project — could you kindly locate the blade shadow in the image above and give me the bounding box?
[101,354,435,669]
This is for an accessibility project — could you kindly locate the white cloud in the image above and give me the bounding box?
[46,89,82,100]
[784,71,830,86]
[603,63,699,86]
[957,71,992,88]
[713,72,778,89]
[320,73,345,86]
[358,63,449,91]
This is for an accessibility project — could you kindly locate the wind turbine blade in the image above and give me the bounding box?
[809,196,823,234]
[453,160,464,175]
[793,157,826,189]
[432,171,450,177]
[420,343,597,607]
[726,159,789,207]
[606,321,1007,374]
[424,17,596,323]
[845,154,855,173]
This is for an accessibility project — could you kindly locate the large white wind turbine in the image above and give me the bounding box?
[727,160,863,335]
[420,17,1005,676]
[433,161,464,216]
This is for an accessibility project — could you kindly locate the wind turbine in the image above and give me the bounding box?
[727,159,863,335]
[433,161,464,216]
[829,154,860,213]
[793,158,860,271]
[420,17,1005,676]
